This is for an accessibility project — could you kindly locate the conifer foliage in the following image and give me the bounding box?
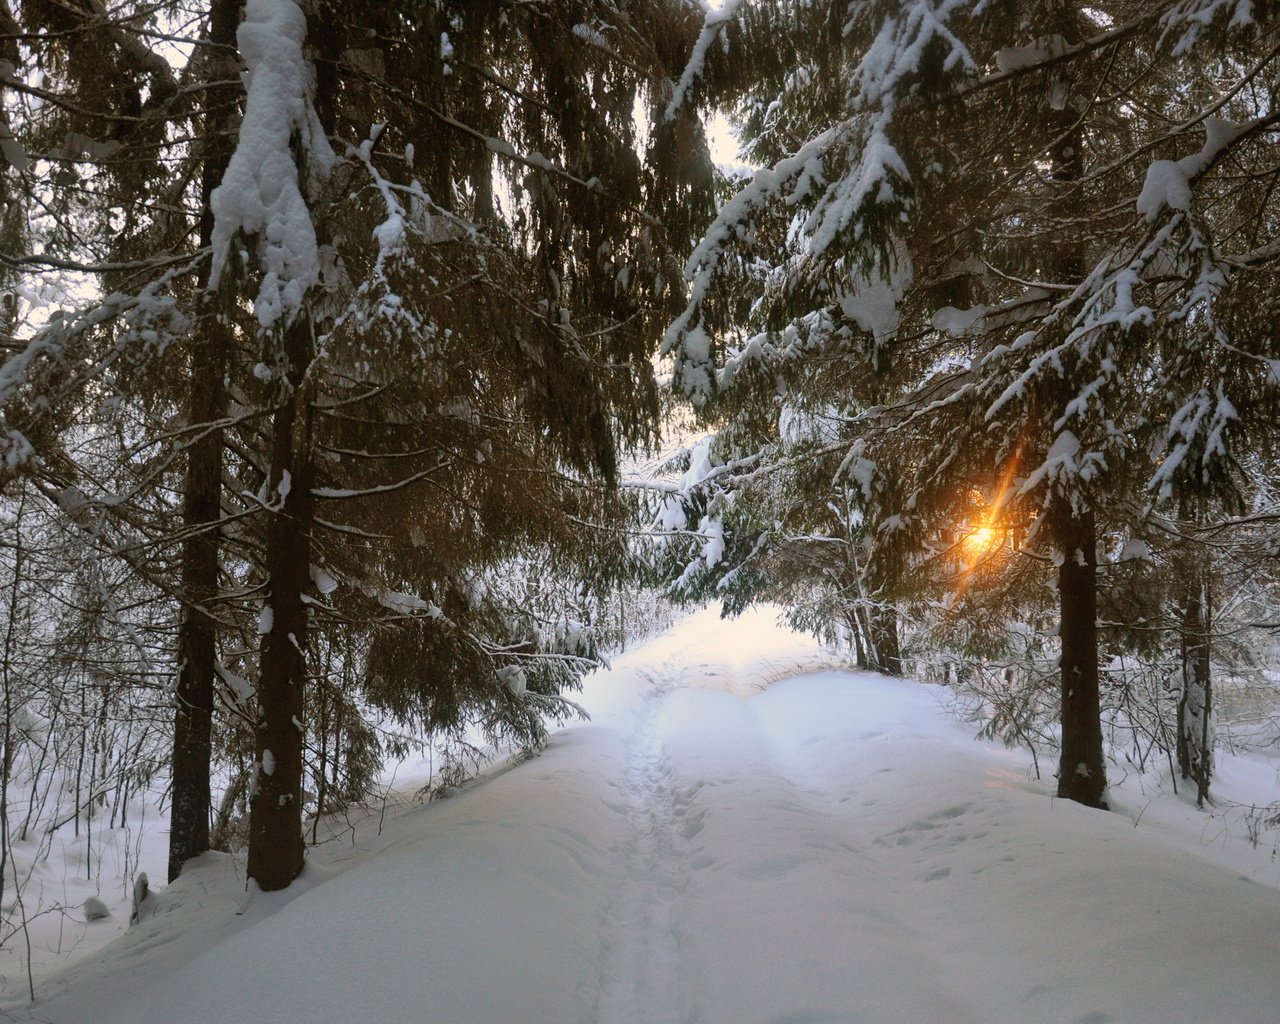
[2,0,1278,933]
[663,0,1279,808]
[1,0,713,892]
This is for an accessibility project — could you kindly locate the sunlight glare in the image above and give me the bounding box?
[962,524,998,562]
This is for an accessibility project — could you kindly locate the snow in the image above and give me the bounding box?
[838,251,911,343]
[682,435,717,491]
[214,661,253,704]
[373,587,443,618]
[1117,538,1152,562]
[571,23,611,51]
[130,875,151,923]
[207,0,335,330]
[662,126,838,371]
[308,565,338,595]
[667,1,980,392]
[931,303,986,336]
[838,442,877,499]
[1162,0,1255,53]
[496,665,527,696]
[8,607,1280,1023]
[678,323,714,400]
[698,514,725,568]
[1022,429,1080,492]
[1149,385,1239,498]
[1137,159,1194,218]
[994,35,1066,73]
[1136,117,1244,220]
[664,0,743,122]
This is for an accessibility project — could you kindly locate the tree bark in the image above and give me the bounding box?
[1177,572,1212,806]
[1045,4,1106,810]
[242,0,340,894]
[168,0,239,884]
[849,604,867,669]
[167,323,224,882]
[246,314,316,892]
[1055,503,1108,808]
[869,605,902,676]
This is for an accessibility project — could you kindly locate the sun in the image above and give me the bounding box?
[962,524,999,561]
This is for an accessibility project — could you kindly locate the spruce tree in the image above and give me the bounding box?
[665,0,1279,808]
[2,0,717,890]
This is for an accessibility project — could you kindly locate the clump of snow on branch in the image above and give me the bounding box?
[1136,118,1244,221]
[1020,429,1106,497]
[372,586,445,620]
[655,436,719,536]
[651,436,732,586]
[993,34,1066,73]
[836,440,877,501]
[208,0,336,330]
[684,438,729,575]
[1148,385,1239,500]
[665,0,977,399]
[665,0,743,122]
[1161,0,1255,54]
[496,665,528,696]
[1117,538,1152,562]
[309,565,339,595]
[839,248,912,344]
[931,304,987,336]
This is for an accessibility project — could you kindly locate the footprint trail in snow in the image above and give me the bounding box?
[595,665,694,1024]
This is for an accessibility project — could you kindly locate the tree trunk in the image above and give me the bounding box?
[1055,504,1107,808]
[168,336,222,881]
[849,605,867,669]
[167,314,225,878]
[0,490,26,930]
[1177,573,1212,807]
[853,603,873,670]
[1044,6,1105,810]
[240,0,343,895]
[869,605,902,676]
[167,0,241,884]
[246,314,316,892]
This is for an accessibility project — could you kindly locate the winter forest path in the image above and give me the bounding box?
[14,606,1280,1024]
[584,637,978,1024]
[593,664,692,1024]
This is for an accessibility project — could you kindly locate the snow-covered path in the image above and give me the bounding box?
[594,667,692,1024]
[12,606,1280,1024]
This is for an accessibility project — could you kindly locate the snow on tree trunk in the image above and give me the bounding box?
[207,0,334,332]
[210,0,334,892]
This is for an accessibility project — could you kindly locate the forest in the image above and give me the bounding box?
[0,0,1278,983]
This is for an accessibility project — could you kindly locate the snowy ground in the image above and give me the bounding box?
[5,605,1280,1023]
